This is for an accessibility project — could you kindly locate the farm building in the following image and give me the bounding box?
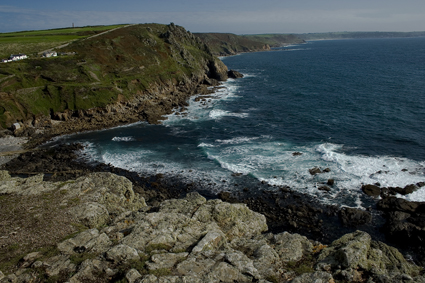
[1,54,28,63]
[42,51,57,58]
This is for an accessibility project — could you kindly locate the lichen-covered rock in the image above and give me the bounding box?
[317,230,371,270]
[0,170,10,181]
[290,271,334,283]
[58,228,111,254]
[204,261,250,283]
[106,244,140,263]
[273,232,313,262]
[61,172,147,215]
[70,202,110,228]
[191,231,226,253]
[44,255,76,278]
[68,258,115,283]
[3,173,423,283]
[212,201,268,239]
[146,252,189,271]
[0,172,57,195]
[316,230,421,281]
[126,268,142,283]
[224,250,260,279]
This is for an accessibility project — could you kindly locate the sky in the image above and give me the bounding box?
[1,0,425,34]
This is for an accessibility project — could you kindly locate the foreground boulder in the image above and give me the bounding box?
[0,172,424,282]
[316,230,422,282]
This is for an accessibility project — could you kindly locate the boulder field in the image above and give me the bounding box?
[0,171,423,282]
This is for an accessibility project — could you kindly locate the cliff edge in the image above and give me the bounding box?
[0,23,229,141]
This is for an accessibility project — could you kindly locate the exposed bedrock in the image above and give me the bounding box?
[0,172,424,282]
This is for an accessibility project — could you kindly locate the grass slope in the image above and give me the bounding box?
[0,23,222,128]
[195,33,305,56]
[0,25,127,59]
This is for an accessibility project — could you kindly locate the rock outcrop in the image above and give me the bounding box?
[0,172,423,282]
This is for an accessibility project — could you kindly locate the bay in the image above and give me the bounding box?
[53,37,425,208]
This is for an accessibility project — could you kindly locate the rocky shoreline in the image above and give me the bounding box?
[0,169,424,282]
[0,140,424,282]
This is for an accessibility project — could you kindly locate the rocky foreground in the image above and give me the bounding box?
[0,171,424,283]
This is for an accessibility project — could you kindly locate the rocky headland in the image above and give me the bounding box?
[0,171,424,283]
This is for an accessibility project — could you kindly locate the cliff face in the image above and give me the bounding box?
[195,33,272,56]
[0,23,228,135]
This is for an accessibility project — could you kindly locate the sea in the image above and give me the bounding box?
[52,37,425,209]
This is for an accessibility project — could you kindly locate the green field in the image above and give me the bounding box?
[0,25,127,58]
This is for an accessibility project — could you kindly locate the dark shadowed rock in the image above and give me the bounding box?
[227,69,244,79]
[339,207,372,227]
[377,197,420,213]
[318,186,331,192]
[361,184,381,197]
[327,179,335,186]
[309,167,322,175]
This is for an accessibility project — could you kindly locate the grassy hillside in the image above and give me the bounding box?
[0,23,226,129]
[195,33,305,56]
[242,34,305,47]
[0,25,127,59]
[195,33,272,56]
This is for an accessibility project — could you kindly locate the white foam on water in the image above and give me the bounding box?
[316,143,425,190]
[400,187,425,202]
[198,143,215,148]
[162,81,243,125]
[200,139,425,207]
[215,136,260,145]
[112,136,135,142]
[209,109,249,120]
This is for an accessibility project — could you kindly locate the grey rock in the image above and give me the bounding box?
[20,251,41,268]
[147,252,189,270]
[44,255,76,277]
[225,250,260,279]
[137,274,158,283]
[274,232,313,262]
[70,202,110,228]
[316,230,421,279]
[126,268,143,283]
[191,231,226,253]
[204,261,250,282]
[176,254,216,277]
[212,201,268,240]
[106,244,140,263]
[290,271,334,283]
[317,230,371,270]
[58,228,111,254]
[69,258,111,282]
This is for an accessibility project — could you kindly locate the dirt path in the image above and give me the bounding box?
[38,24,135,55]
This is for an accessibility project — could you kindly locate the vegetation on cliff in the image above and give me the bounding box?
[195,33,305,56]
[0,23,228,130]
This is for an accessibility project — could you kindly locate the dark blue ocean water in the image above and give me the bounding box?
[55,38,425,207]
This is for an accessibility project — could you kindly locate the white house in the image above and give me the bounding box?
[9,54,28,61]
[42,51,57,58]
